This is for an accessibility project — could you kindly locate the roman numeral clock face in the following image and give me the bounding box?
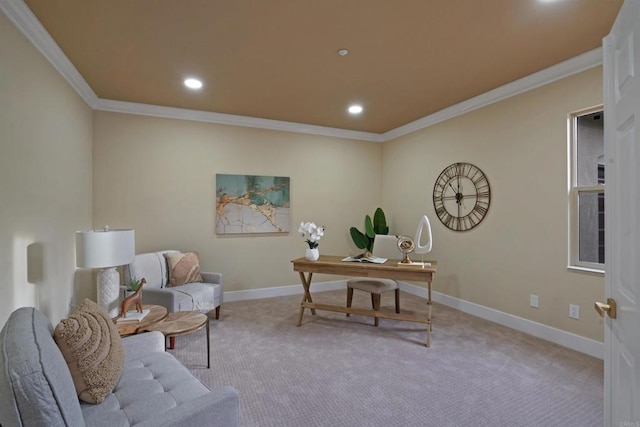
[432,162,491,231]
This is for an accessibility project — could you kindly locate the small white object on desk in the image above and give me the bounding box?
[397,261,432,268]
[341,255,387,264]
[116,308,150,323]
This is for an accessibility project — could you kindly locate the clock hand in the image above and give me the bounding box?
[457,192,480,199]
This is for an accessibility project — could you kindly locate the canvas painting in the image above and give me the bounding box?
[216,174,290,234]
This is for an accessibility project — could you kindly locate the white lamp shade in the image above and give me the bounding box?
[76,229,135,268]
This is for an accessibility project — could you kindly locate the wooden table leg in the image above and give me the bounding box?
[425,280,432,347]
[206,318,210,369]
[424,323,431,347]
[299,272,316,312]
[297,271,316,326]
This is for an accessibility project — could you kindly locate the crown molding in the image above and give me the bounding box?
[0,0,98,108]
[94,98,384,142]
[2,0,602,143]
[381,48,603,141]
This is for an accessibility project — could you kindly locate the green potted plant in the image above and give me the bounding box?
[349,207,389,255]
[124,277,143,298]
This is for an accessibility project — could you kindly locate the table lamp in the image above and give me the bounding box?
[76,227,135,317]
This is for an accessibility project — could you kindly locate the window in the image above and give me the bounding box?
[569,107,605,272]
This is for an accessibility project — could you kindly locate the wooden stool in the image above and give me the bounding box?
[346,279,400,326]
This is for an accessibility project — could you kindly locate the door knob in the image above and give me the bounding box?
[594,298,617,319]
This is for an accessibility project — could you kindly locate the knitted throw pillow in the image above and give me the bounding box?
[165,252,203,286]
[53,298,124,403]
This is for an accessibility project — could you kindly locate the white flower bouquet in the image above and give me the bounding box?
[298,221,324,249]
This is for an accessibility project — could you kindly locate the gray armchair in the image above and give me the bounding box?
[123,250,223,319]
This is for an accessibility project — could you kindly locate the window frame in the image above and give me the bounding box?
[568,105,605,274]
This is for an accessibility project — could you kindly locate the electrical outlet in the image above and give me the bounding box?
[529,294,539,308]
[569,304,580,319]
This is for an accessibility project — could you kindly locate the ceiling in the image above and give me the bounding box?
[21,0,622,134]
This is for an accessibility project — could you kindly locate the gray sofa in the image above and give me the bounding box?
[123,250,223,319]
[0,307,239,426]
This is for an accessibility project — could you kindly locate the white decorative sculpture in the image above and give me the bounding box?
[414,215,433,255]
[396,215,433,266]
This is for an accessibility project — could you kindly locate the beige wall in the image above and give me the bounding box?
[0,12,93,326]
[92,111,382,292]
[0,6,606,343]
[382,67,605,341]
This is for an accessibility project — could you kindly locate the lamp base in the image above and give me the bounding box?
[97,267,120,318]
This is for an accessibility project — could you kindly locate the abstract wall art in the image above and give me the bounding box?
[215,174,290,234]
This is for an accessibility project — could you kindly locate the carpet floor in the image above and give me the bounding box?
[170,290,603,427]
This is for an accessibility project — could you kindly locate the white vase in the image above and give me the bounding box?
[305,248,319,261]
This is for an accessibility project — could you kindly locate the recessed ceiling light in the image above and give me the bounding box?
[184,78,203,90]
[348,104,363,115]
[337,49,349,56]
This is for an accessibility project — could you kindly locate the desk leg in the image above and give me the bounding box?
[297,271,316,326]
[206,319,210,369]
[425,280,432,347]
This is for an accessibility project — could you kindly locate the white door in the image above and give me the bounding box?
[603,0,640,424]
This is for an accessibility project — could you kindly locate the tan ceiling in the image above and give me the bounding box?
[23,0,622,134]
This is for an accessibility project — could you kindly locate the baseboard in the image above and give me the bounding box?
[398,282,604,360]
[223,281,604,359]
[223,280,346,302]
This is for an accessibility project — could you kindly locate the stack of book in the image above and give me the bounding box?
[341,255,387,264]
[116,308,150,323]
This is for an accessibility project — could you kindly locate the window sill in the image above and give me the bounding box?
[567,265,605,275]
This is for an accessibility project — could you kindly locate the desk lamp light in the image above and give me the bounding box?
[76,226,135,317]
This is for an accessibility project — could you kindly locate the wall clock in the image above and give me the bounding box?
[432,162,491,231]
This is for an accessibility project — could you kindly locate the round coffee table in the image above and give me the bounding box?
[144,311,210,368]
[115,304,168,336]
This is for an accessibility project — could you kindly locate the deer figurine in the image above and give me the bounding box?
[120,278,146,317]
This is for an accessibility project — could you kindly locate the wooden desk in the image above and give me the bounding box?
[291,255,437,347]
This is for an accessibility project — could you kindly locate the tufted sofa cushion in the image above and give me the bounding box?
[82,348,209,425]
[0,307,240,427]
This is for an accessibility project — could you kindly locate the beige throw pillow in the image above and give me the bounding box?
[54,298,124,403]
[165,251,203,286]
